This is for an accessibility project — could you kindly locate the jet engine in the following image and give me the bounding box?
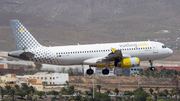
[115,57,140,68]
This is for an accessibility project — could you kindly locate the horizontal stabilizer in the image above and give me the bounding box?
[8,50,34,60]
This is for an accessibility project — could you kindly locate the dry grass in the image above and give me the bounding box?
[69,76,174,94]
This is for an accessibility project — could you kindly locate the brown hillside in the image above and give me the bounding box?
[70,75,173,93]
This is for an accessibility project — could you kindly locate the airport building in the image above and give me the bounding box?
[0,57,8,69]
[27,78,43,91]
[0,72,68,90]
[116,68,130,76]
[24,72,69,85]
[0,74,43,91]
[116,67,143,76]
[130,67,143,76]
[0,74,17,87]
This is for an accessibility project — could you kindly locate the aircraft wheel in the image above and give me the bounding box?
[150,67,155,71]
[102,68,109,75]
[86,69,94,75]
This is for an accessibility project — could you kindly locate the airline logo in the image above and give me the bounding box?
[57,55,61,57]
[20,30,24,33]
[119,43,149,48]
[137,43,148,46]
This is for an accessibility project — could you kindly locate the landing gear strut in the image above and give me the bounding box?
[86,66,94,75]
[102,62,110,75]
[149,60,155,71]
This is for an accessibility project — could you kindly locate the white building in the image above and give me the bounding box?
[130,67,143,76]
[24,72,69,85]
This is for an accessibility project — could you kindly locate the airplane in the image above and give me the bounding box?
[8,20,173,75]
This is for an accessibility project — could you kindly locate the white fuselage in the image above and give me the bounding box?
[9,20,173,68]
[28,41,173,66]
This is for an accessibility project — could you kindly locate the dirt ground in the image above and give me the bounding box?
[69,75,175,94]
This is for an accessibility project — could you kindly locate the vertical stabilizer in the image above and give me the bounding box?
[10,20,42,50]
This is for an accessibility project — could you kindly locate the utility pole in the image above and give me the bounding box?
[138,76,140,88]
[118,68,120,95]
[92,67,95,99]
[93,73,94,99]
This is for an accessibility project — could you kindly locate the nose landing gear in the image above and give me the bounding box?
[149,60,155,71]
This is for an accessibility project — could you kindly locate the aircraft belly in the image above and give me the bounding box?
[58,56,85,65]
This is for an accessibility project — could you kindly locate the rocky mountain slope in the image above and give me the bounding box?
[0,0,180,51]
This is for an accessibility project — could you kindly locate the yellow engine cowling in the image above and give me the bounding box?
[119,57,140,68]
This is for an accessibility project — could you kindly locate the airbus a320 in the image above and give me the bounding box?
[8,20,173,75]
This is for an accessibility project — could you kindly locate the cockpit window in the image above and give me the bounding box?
[162,45,167,48]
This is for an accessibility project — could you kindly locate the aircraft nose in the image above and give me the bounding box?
[168,48,173,56]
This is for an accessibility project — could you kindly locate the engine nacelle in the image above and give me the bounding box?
[117,57,140,68]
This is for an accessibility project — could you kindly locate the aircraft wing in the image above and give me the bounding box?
[83,48,131,65]
[105,49,122,61]
[102,48,131,62]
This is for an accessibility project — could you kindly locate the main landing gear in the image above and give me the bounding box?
[86,65,110,75]
[86,66,94,75]
[102,61,110,75]
[149,60,155,71]
[102,68,109,75]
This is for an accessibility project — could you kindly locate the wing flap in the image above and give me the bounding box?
[106,50,122,60]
